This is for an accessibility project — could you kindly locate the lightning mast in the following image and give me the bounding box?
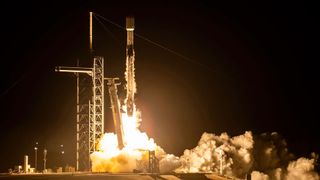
[125,17,136,117]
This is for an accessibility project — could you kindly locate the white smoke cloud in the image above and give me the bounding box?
[176,131,254,178]
[251,171,270,180]
[252,132,295,172]
[285,157,319,180]
[177,131,319,180]
[251,158,319,180]
[159,154,182,173]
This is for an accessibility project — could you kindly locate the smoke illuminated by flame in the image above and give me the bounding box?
[90,107,161,172]
[90,111,320,178]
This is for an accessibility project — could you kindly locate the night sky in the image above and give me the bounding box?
[0,1,316,172]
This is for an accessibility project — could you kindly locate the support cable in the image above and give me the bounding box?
[94,13,215,72]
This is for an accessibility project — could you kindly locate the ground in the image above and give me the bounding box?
[0,172,235,180]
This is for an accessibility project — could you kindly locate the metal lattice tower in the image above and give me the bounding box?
[92,57,104,147]
[89,100,95,154]
[55,12,108,171]
[78,73,91,171]
[55,56,105,170]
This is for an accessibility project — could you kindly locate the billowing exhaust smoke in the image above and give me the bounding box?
[176,131,254,178]
[251,157,319,180]
[178,131,319,180]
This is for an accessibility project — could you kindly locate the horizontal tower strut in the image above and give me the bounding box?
[55,66,92,75]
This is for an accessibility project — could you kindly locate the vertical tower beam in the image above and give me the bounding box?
[89,100,95,154]
[76,69,79,171]
[89,12,93,54]
[78,103,90,170]
[125,17,136,117]
[78,74,91,171]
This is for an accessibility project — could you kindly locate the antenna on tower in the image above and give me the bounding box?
[89,12,93,56]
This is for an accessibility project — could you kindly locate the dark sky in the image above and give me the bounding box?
[0,1,316,172]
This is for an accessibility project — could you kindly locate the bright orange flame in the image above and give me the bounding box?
[90,107,158,172]
[122,112,157,151]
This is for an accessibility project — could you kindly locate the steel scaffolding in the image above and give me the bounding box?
[78,74,91,171]
[92,57,105,148]
[55,56,105,171]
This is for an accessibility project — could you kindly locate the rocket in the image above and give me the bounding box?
[125,17,136,117]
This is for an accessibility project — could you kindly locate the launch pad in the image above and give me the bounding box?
[0,172,233,180]
[0,12,245,179]
[53,13,237,178]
